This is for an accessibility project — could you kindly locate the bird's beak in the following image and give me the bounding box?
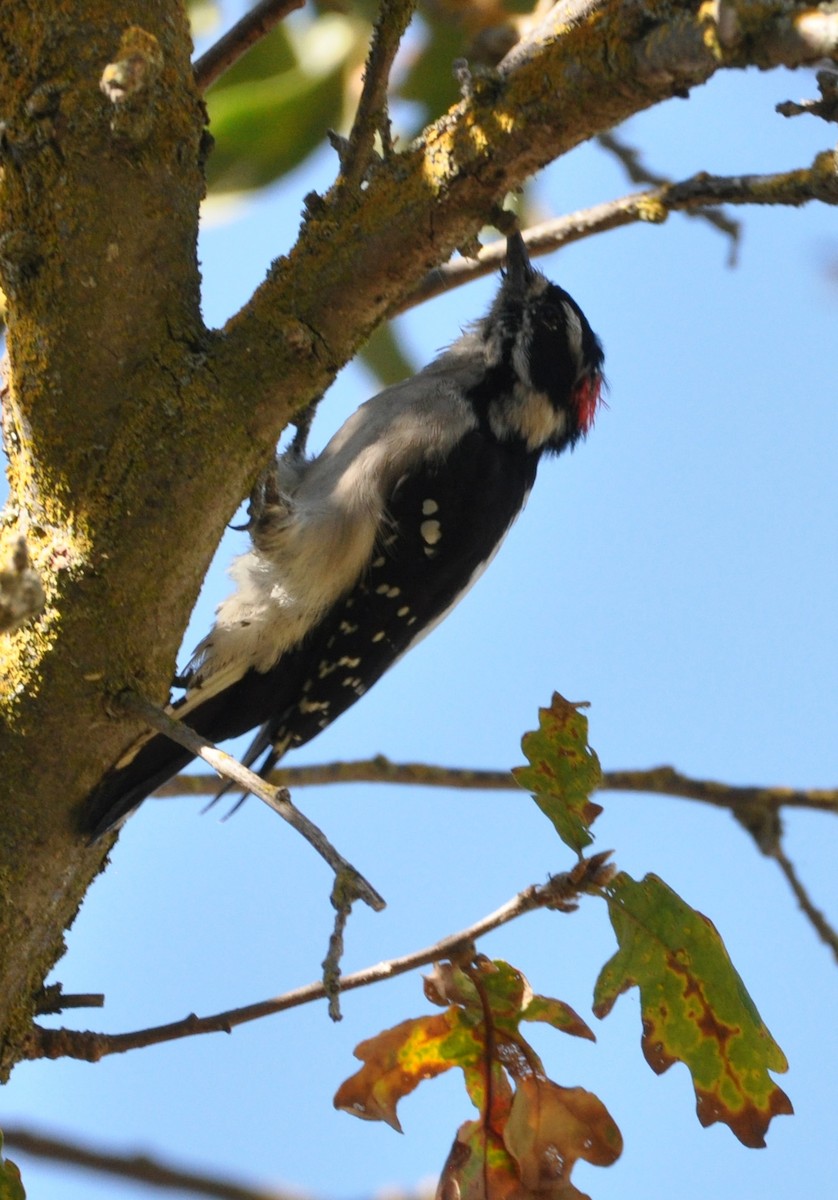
[505,231,536,289]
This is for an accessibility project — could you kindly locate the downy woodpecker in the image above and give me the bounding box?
[87,233,604,837]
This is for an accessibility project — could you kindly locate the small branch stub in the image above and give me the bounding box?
[0,537,45,634]
[777,66,838,123]
[100,27,164,140]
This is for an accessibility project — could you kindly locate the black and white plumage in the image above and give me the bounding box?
[87,234,604,838]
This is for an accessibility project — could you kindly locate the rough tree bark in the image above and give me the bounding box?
[0,0,835,1078]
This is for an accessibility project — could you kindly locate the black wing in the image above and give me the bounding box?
[238,427,539,775]
[86,429,538,838]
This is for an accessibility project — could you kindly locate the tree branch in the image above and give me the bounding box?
[397,150,838,312]
[193,0,306,93]
[151,757,838,958]
[339,0,418,189]
[207,1,838,446]
[152,756,838,817]
[596,129,741,258]
[119,691,385,914]
[771,842,838,964]
[22,855,613,1063]
[1,1123,302,1200]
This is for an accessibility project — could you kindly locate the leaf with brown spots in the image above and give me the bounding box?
[337,958,620,1198]
[513,693,603,853]
[593,873,793,1147]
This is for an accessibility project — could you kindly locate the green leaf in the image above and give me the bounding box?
[0,1133,25,1200]
[594,872,793,1147]
[358,322,417,389]
[188,1,223,40]
[522,994,596,1042]
[204,16,360,194]
[204,23,297,91]
[513,693,603,853]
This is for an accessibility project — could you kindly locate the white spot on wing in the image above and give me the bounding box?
[420,519,442,545]
[393,494,531,663]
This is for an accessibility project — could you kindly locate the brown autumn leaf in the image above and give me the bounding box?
[339,957,621,1198]
[333,1010,462,1131]
[505,1076,623,1199]
[437,1121,523,1200]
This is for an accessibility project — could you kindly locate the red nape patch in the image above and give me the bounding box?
[576,373,605,434]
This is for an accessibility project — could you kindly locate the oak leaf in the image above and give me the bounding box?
[513,694,602,853]
[593,872,793,1147]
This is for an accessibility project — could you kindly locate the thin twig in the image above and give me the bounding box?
[34,988,105,1015]
[597,129,741,257]
[1,1124,302,1200]
[339,0,417,189]
[151,756,838,958]
[23,855,613,1063]
[152,756,838,817]
[394,149,838,313]
[193,0,306,93]
[771,842,838,963]
[118,691,385,913]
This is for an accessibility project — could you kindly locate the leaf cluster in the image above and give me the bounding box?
[334,695,792,1195]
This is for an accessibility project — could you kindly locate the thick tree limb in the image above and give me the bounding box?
[2,0,837,1077]
[206,1,838,447]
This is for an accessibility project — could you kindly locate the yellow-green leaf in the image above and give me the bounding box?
[333,1009,472,1131]
[0,1134,25,1200]
[522,994,596,1042]
[594,872,793,1147]
[513,693,603,853]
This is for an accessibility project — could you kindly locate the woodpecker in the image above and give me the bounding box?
[87,233,605,838]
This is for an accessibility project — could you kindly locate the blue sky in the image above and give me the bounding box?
[2,26,837,1200]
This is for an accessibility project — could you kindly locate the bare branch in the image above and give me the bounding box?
[771,842,838,963]
[1,1123,303,1200]
[396,150,838,313]
[22,855,613,1063]
[777,65,838,123]
[118,691,385,913]
[601,766,838,816]
[597,130,741,259]
[146,755,838,958]
[339,0,418,189]
[193,0,306,93]
[34,987,104,1016]
[152,756,838,817]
